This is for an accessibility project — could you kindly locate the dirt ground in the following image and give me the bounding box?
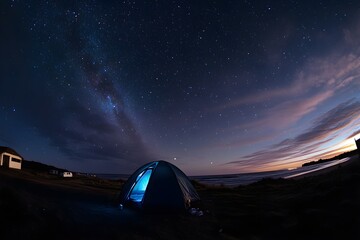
[0,155,359,239]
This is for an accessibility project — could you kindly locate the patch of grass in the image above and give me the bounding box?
[196,158,360,239]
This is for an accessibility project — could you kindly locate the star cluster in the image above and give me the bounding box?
[1,1,360,174]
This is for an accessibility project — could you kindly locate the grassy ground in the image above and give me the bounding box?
[0,156,359,239]
[197,155,360,239]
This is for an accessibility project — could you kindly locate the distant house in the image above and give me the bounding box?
[49,169,59,175]
[49,169,73,177]
[0,146,23,170]
[61,171,73,178]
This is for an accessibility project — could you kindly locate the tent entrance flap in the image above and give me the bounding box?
[129,169,152,202]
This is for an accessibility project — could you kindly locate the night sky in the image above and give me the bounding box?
[1,1,360,175]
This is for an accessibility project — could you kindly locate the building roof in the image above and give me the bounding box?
[0,146,23,159]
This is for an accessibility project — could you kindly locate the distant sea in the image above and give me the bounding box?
[96,157,351,187]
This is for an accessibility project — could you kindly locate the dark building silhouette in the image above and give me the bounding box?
[356,138,360,155]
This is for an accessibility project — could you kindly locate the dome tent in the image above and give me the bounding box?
[119,161,200,211]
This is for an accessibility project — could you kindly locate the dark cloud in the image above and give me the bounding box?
[16,86,152,168]
[347,129,360,139]
[0,3,154,169]
[227,99,360,169]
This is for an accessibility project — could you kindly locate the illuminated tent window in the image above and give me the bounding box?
[129,169,152,202]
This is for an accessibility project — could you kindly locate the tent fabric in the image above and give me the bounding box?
[119,161,200,211]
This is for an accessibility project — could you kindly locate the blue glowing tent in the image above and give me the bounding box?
[119,161,200,211]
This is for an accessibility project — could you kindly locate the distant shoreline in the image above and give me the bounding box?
[302,149,358,167]
[191,154,358,187]
[291,154,358,180]
[94,155,359,187]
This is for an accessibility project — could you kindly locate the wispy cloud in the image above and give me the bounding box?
[226,99,360,171]
[244,90,334,130]
[218,51,360,111]
[348,129,360,139]
[211,28,360,151]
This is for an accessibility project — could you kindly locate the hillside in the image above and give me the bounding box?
[22,159,68,172]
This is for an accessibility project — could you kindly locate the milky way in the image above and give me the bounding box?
[1,1,360,174]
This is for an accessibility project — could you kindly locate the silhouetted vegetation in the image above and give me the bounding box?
[302,149,358,167]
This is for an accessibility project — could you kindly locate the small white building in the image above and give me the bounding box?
[0,146,23,170]
[61,171,73,178]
